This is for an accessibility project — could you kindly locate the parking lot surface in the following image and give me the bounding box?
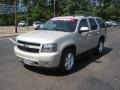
[0,27,120,90]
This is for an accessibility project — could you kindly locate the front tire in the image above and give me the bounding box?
[59,49,75,73]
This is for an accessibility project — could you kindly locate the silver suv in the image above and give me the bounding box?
[14,16,107,72]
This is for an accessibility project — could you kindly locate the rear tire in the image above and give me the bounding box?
[96,39,104,55]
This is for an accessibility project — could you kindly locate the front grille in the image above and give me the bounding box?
[18,45,39,53]
[18,40,40,46]
[17,40,40,53]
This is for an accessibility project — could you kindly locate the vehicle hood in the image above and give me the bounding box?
[17,30,71,43]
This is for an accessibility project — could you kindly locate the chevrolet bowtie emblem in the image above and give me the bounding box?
[24,44,29,48]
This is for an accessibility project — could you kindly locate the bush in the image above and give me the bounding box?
[0,14,14,26]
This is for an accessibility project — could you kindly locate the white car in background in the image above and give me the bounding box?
[18,21,28,27]
[105,21,112,27]
[112,21,118,26]
[105,21,118,27]
[33,21,43,30]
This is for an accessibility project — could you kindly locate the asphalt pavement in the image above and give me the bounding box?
[0,27,120,90]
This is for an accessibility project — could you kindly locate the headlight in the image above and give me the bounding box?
[41,43,57,52]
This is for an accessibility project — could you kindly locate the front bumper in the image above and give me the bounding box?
[14,46,61,67]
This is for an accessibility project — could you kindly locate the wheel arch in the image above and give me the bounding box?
[58,44,76,72]
[61,45,76,55]
[59,44,76,64]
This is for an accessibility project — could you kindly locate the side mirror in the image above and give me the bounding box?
[79,27,89,33]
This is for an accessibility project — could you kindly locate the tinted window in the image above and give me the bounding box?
[79,19,88,29]
[96,18,105,28]
[89,18,97,30]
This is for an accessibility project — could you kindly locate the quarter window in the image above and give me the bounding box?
[89,18,97,30]
[96,18,105,28]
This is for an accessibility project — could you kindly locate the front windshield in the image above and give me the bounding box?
[42,19,78,32]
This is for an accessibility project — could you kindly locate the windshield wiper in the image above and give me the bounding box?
[41,27,48,30]
[41,27,64,32]
[52,28,64,32]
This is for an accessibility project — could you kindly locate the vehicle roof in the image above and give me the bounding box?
[34,21,41,22]
[53,16,101,20]
[33,21,42,23]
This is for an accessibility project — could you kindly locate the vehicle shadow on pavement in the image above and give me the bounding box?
[74,47,112,72]
[24,47,112,76]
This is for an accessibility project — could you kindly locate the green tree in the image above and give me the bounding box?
[0,0,14,4]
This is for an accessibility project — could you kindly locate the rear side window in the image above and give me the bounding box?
[96,18,105,28]
[89,18,97,30]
